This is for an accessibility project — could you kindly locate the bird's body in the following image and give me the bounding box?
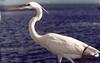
[4,2,100,63]
[40,33,86,60]
[32,32,100,63]
[39,33,86,56]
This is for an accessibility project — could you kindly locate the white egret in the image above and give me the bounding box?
[3,2,100,63]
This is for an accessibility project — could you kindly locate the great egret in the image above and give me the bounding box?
[3,2,100,63]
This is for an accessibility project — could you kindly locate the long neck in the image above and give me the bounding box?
[29,7,42,42]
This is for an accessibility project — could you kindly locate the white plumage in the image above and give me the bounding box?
[5,2,100,63]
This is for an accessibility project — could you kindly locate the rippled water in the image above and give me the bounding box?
[0,4,100,63]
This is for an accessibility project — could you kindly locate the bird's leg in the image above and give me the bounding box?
[67,58,75,63]
[58,56,62,63]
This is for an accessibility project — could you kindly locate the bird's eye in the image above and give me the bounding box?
[27,4,30,6]
[23,4,30,6]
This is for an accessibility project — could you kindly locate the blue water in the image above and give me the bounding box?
[0,4,100,63]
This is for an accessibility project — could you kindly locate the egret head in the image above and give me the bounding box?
[29,2,42,9]
[3,2,48,21]
[84,46,100,58]
[29,2,48,21]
